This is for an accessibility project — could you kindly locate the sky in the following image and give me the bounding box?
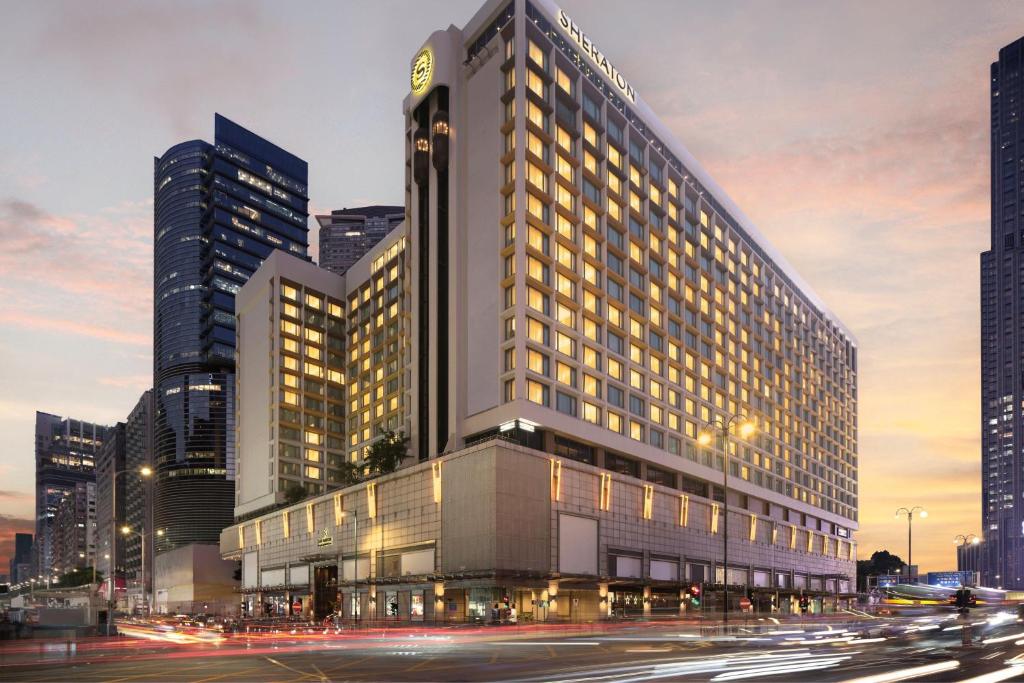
[1,0,1021,575]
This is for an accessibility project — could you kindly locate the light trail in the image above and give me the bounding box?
[839,659,960,683]
[956,664,1024,683]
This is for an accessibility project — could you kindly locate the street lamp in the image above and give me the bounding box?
[954,534,981,579]
[894,506,927,579]
[698,413,757,624]
[120,525,164,618]
[107,466,153,635]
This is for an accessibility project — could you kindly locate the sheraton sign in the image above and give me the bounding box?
[557,9,636,104]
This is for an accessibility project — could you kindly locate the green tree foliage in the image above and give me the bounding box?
[55,567,104,588]
[364,431,409,477]
[283,483,307,506]
[856,550,905,591]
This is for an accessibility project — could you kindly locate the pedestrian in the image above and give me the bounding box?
[492,603,500,624]
[509,603,517,625]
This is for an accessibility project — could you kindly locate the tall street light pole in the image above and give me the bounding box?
[894,506,927,580]
[698,414,756,625]
[954,534,981,579]
[108,466,152,635]
[121,526,164,618]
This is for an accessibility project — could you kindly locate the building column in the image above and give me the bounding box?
[599,582,609,618]
[643,586,651,618]
[547,580,559,621]
[434,581,445,624]
[679,587,687,616]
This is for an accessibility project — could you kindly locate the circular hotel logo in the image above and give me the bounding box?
[411,47,433,96]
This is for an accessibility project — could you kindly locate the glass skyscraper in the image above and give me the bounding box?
[316,205,404,276]
[153,114,309,554]
[980,36,1024,590]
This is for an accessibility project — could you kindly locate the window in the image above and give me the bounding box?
[528,40,546,70]
[527,286,549,315]
[527,69,546,99]
[527,348,549,376]
[556,331,575,357]
[556,67,572,94]
[527,317,549,345]
[556,361,576,387]
[527,379,549,406]
[556,391,577,416]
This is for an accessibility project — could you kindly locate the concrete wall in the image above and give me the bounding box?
[223,440,854,600]
[154,544,238,615]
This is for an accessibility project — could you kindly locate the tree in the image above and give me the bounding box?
[365,431,409,477]
[856,550,905,592]
[338,461,363,486]
[56,567,104,588]
[283,483,307,506]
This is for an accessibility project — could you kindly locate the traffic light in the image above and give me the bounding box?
[798,595,809,614]
[954,588,973,612]
[688,583,701,607]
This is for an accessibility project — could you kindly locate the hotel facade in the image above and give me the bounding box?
[222,0,858,622]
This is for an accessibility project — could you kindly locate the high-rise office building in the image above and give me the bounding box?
[153,114,309,557]
[316,206,404,276]
[9,533,32,584]
[34,412,106,576]
[223,0,857,622]
[124,390,154,608]
[980,35,1024,590]
[95,422,126,584]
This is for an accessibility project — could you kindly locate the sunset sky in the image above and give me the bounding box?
[1,0,1022,574]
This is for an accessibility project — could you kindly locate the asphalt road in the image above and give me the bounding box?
[1,609,1023,682]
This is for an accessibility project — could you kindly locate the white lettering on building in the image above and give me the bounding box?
[557,9,636,104]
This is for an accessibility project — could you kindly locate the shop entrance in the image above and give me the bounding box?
[609,589,645,618]
[313,565,338,619]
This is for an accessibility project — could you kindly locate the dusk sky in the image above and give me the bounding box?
[1,0,1022,573]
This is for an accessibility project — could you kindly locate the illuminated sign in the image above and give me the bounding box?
[557,9,636,103]
[411,47,433,96]
[317,529,333,547]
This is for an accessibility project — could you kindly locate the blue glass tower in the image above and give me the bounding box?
[153,115,308,553]
[981,36,1024,590]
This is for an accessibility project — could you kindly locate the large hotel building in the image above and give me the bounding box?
[222,0,858,622]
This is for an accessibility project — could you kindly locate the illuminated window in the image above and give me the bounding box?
[528,39,546,68]
[608,411,624,434]
[556,361,575,387]
[527,69,545,99]
[556,301,575,327]
[527,286,549,315]
[526,161,547,192]
[556,331,575,357]
[556,67,572,94]
[527,379,549,406]
[583,402,601,424]
[527,317,549,345]
[556,125,572,151]
[527,348,549,376]
[608,145,622,169]
[281,284,298,301]
[305,293,323,310]
[557,154,574,183]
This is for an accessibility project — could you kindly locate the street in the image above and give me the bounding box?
[2,608,1024,682]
